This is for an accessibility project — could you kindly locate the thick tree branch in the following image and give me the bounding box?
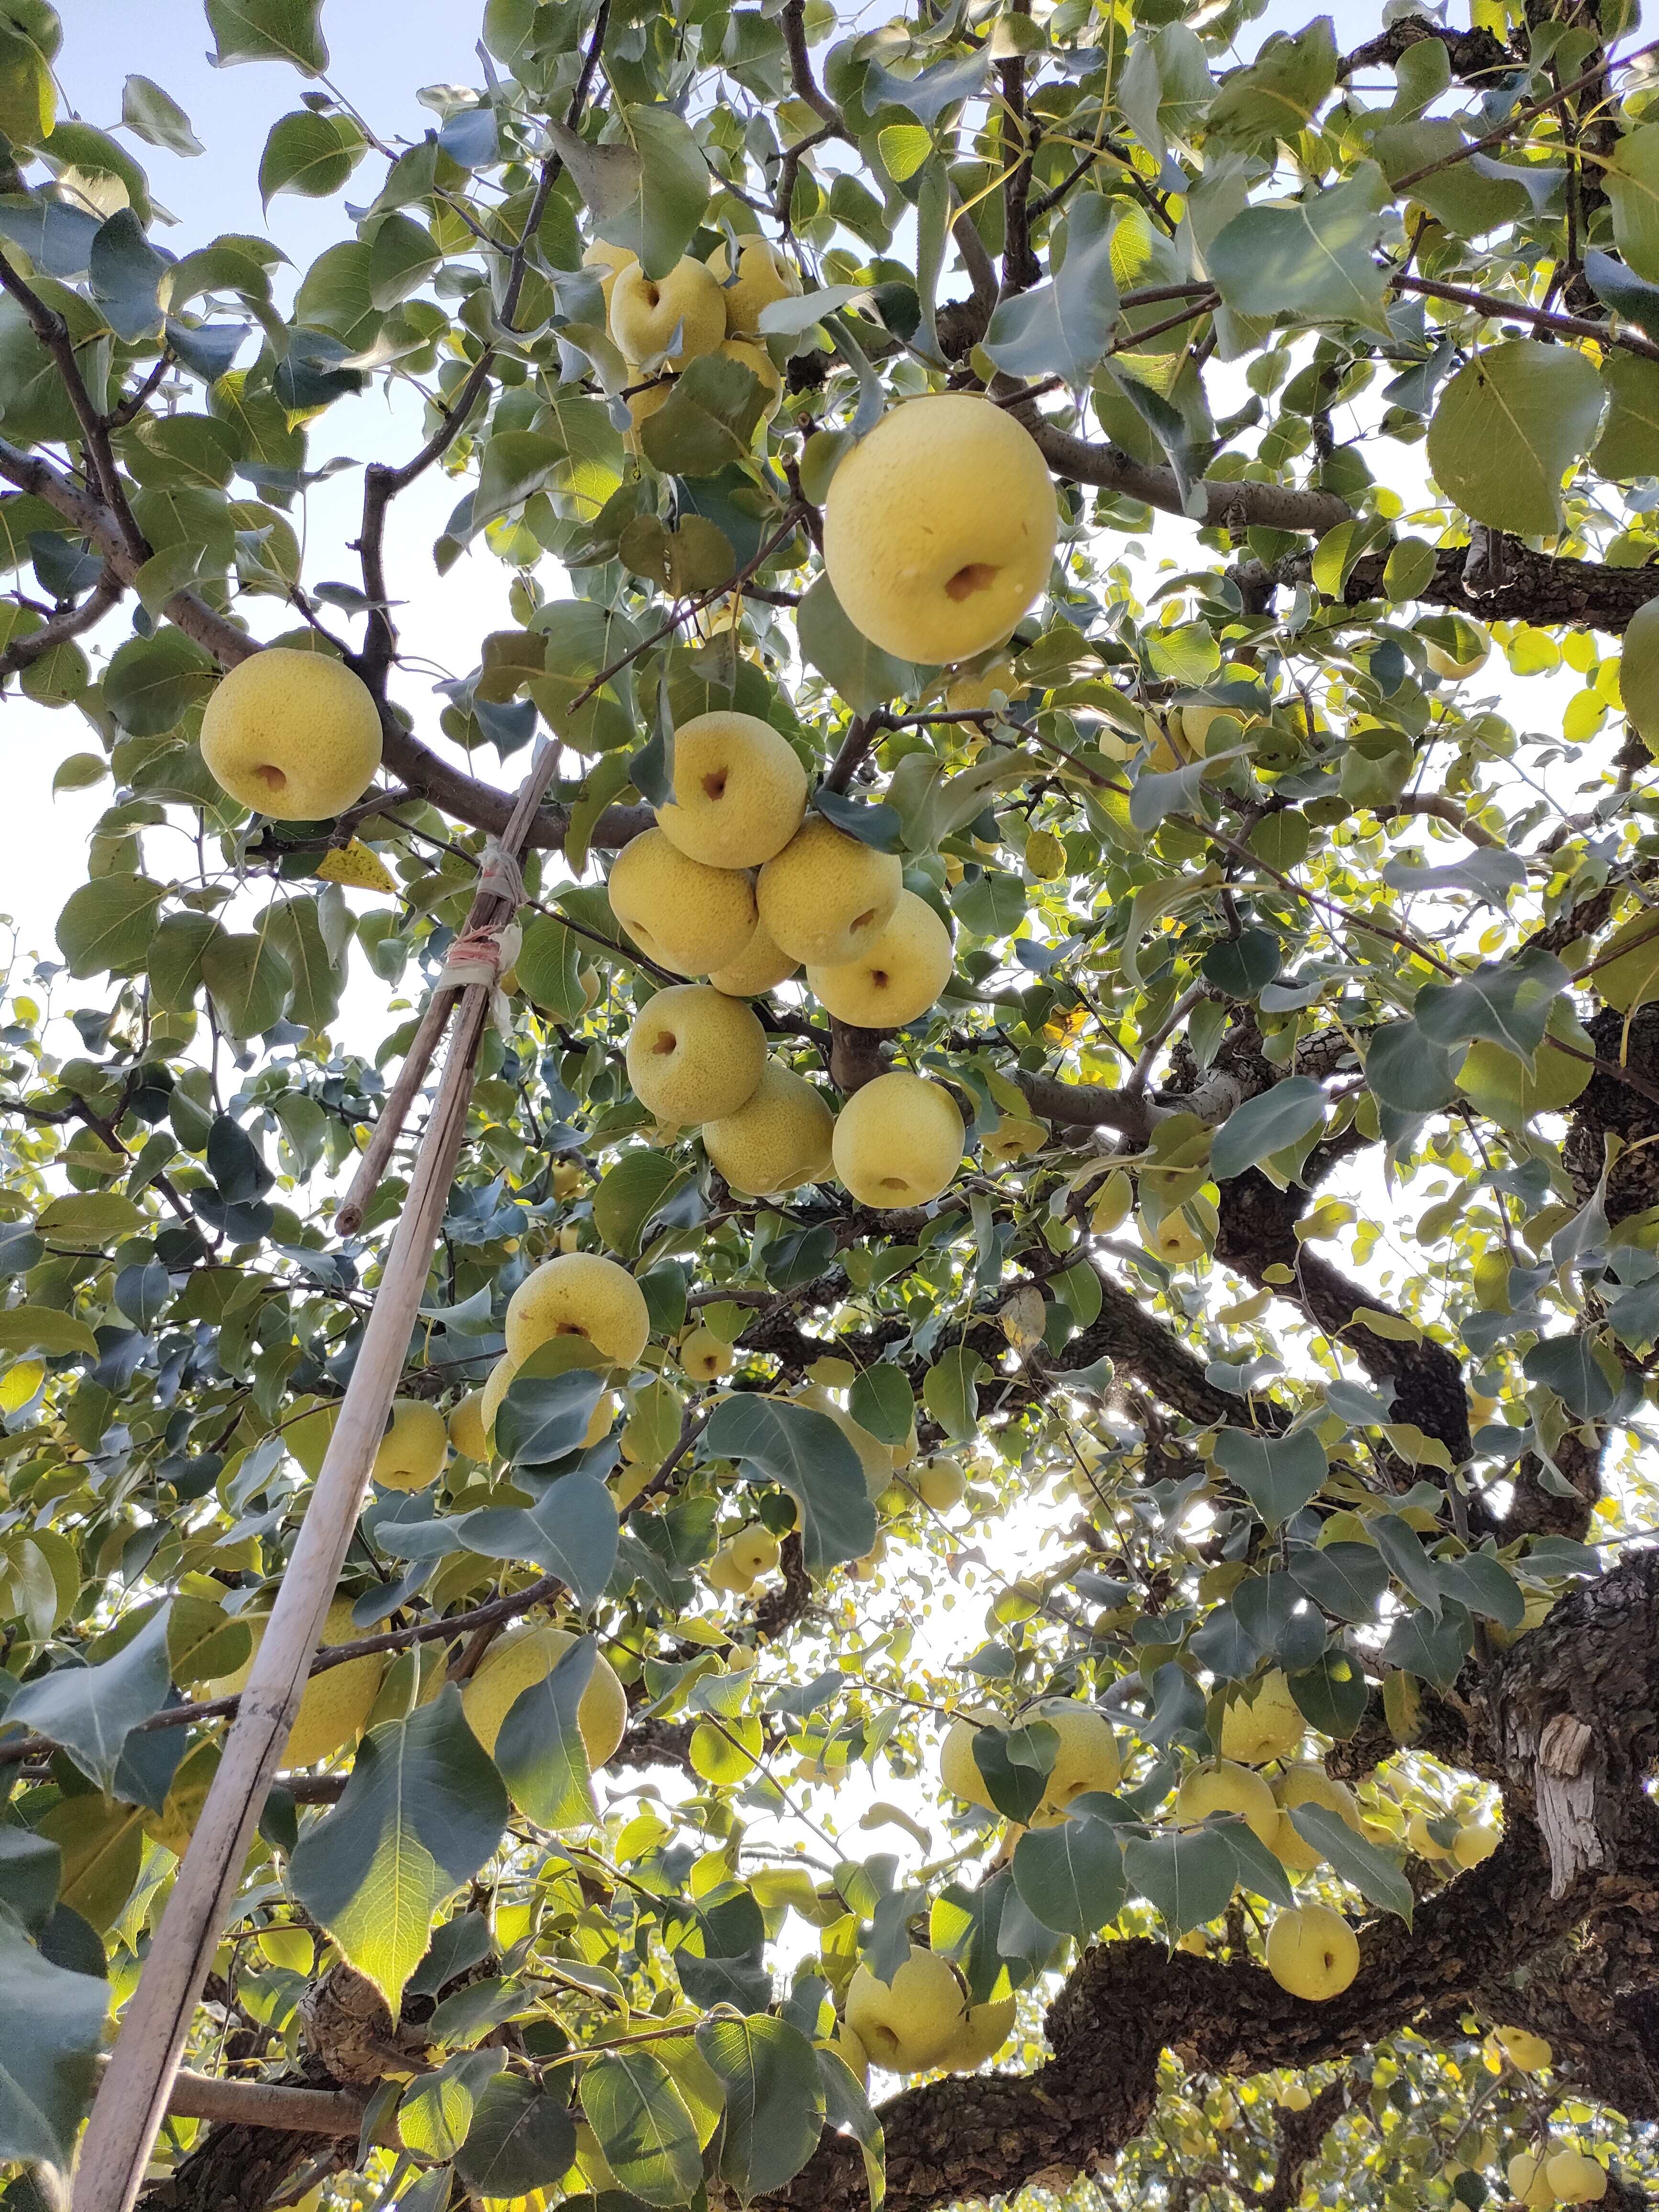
[1021,413,1354,535]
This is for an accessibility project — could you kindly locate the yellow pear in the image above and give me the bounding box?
[822,394,1058,664]
[1407,1812,1459,1862]
[706,1545,756,1597]
[624,983,766,1125]
[582,238,637,308]
[718,336,784,420]
[1272,1763,1363,1872]
[679,1325,734,1382]
[707,233,800,333]
[943,1995,1016,2069]
[1278,2081,1312,2112]
[1029,1698,1120,1819]
[142,1737,220,1856]
[806,890,954,1028]
[200,648,382,821]
[656,711,807,868]
[1178,1758,1280,1849]
[1219,1671,1305,1764]
[211,1596,384,1770]
[608,827,757,977]
[1142,1208,1206,1263]
[1509,2154,1559,2209]
[1453,1819,1500,1867]
[480,1351,518,1445]
[702,1060,834,1195]
[832,1071,962,1209]
[372,1399,448,1493]
[727,1523,780,1580]
[916,1455,965,1511]
[755,817,903,967]
[939,1708,999,1812]
[447,1389,490,1463]
[943,656,1016,712]
[828,2022,869,2089]
[844,1946,965,2073]
[1623,594,1659,751]
[792,1383,891,1497]
[1545,2151,1607,2203]
[461,1621,628,1767]
[504,1252,651,1369]
[622,372,674,456]
[608,254,725,368]
[709,917,799,996]
[1424,619,1490,679]
[1265,1903,1359,2001]
[1489,2024,1553,2073]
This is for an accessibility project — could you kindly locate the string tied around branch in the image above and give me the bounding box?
[436,841,525,1035]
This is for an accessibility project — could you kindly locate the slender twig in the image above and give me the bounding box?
[0,256,147,554]
[1391,33,1659,190]
[1394,272,1659,364]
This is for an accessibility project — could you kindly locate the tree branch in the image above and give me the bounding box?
[0,561,121,679]
[1021,412,1353,535]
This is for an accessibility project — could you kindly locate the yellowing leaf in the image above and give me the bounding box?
[315,839,397,893]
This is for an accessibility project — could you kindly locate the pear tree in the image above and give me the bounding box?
[4,1,1659,2210]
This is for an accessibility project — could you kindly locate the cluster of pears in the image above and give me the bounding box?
[1509,2145,1610,2206]
[584,232,799,443]
[841,1945,1017,2080]
[198,646,384,821]
[608,709,964,1210]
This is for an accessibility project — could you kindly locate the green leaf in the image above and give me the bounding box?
[0,17,55,149]
[497,1368,608,1467]
[1288,1542,1387,1623]
[493,1632,598,1832]
[1011,1809,1128,1938]
[400,2050,501,2161]
[696,2016,825,2202]
[796,574,920,712]
[581,2048,706,2207]
[289,1686,509,2012]
[1208,166,1392,334]
[4,1599,171,1792]
[1288,1803,1414,1923]
[701,1396,877,1571]
[1414,948,1568,1065]
[593,1151,692,1258]
[121,74,203,155]
[849,1364,914,1448]
[55,874,164,978]
[259,109,366,205]
[0,1919,108,2178]
[104,628,216,735]
[1523,1330,1619,1419]
[1211,1426,1328,1528]
[816,2047,885,2212]
[453,1475,620,1608]
[456,2073,577,2197]
[89,208,167,341]
[1364,1018,1460,1114]
[1593,350,1659,480]
[1426,342,1606,537]
[202,928,294,1039]
[1205,16,1337,147]
[263,895,343,1032]
[34,1192,144,1250]
[983,193,1120,385]
[579,103,710,280]
[1209,1075,1327,1181]
[369,210,442,309]
[205,0,328,73]
[921,1346,988,1442]
[1606,123,1659,285]
[0,1307,97,1357]
[1122,1826,1237,1940]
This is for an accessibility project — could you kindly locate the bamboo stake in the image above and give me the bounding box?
[71,981,493,2212]
[76,722,576,2212]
